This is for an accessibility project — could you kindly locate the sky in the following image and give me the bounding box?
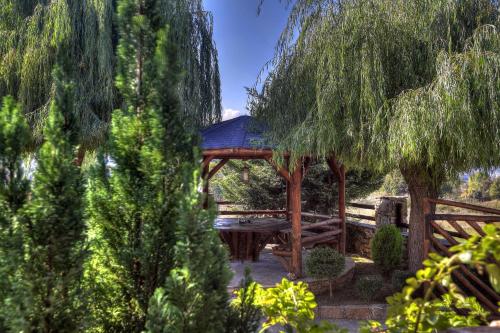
[203,0,291,120]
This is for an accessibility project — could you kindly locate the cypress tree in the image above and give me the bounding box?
[15,68,87,332]
[145,174,231,333]
[86,0,227,331]
[0,96,30,331]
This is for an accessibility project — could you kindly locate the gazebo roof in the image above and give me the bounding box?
[201,115,272,150]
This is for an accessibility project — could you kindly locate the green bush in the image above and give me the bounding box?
[489,176,500,199]
[391,270,413,292]
[356,275,383,302]
[225,268,261,333]
[305,247,346,279]
[371,225,403,274]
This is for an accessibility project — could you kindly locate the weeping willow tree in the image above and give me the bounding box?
[0,0,114,155]
[251,0,500,271]
[160,0,222,128]
[0,0,221,156]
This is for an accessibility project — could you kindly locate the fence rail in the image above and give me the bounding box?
[423,198,500,315]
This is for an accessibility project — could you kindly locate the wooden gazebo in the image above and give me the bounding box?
[201,115,346,277]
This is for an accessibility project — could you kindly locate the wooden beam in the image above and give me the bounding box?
[218,210,287,216]
[290,165,302,277]
[208,158,228,180]
[338,164,346,254]
[202,148,277,159]
[426,198,500,215]
[202,155,214,170]
[264,157,291,182]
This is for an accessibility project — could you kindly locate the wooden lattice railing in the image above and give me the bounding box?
[423,198,500,314]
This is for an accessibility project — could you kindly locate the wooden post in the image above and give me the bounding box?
[338,164,346,255]
[286,181,291,220]
[202,163,210,209]
[290,163,302,277]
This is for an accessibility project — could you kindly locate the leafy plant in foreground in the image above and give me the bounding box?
[225,267,262,333]
[361,225,499,333]
[256,278,346,333]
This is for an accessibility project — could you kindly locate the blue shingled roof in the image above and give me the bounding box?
[201,115,272,150]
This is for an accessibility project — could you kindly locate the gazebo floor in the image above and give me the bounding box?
[228,246,355,292]
[228,247,292,291]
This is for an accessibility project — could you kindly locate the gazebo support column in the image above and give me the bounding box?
[290,165,303,277]
[202,163,210,209]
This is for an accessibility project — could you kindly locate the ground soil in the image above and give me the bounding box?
[316,256,396,306]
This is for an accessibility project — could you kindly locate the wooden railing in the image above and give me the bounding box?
[345,202,376,222]
[423,198,500,315]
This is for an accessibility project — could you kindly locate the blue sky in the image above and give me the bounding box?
[204,0,290,120]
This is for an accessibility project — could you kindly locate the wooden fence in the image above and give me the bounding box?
[423,198,500,315]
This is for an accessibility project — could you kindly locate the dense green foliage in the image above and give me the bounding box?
[144,176,231,333]
[0,0,221,152]
[0,96,30,331]
[355,275,383,302]
[371,225,403,274]
[85,1,229,331]
[381,170,408,196]
[361,225,499,333]
[212,160,383,213]
[254,0,500,271]
[0,66,87,332]
[464,171,493,200]
[18,77,86,332]
[490,176,500,199]
[0,0,114,149]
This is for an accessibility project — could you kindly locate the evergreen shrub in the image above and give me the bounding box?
[305,247,345,279]
[391,270,413,292]
[356,275,383,302]
[371,225,403,274]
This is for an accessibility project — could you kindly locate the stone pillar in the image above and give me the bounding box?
[375,197,408,228]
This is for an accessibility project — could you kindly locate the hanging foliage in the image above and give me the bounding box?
[252,0,500,271]
[0,0,114,150]
[0,0,222,152]
[160,0,222,128]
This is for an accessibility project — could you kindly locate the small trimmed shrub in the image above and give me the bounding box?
[305,247,346,278]
[356,275,383,302]
[371,224,403,274]
[391,270,413,292]
[305,247,345,297]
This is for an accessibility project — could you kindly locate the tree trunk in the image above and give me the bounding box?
[400,166,440,273]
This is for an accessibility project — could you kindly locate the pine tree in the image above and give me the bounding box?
[0,96,31,331]
[17,70,87,332]
[145,173,231,333]
[86,1,219,331]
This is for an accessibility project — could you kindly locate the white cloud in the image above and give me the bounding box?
[222,108,248,120]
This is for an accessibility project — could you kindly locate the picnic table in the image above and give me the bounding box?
[214,217,291,261]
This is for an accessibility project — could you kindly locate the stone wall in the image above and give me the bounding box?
[346,220,376,257]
